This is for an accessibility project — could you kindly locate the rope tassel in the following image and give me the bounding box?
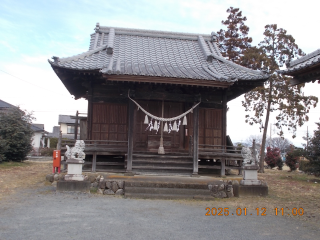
[163,122,168,132]
[172,121,178,132]
[183,116,187,125]
[144,115,149,124]
[153,120,158,131]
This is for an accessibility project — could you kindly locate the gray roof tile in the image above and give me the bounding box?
[0,99,15,109]
[58,115,79,124]
[280,49,320,74]
[50,25,268,82]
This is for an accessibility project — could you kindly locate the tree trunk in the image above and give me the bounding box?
[259,81,273,173]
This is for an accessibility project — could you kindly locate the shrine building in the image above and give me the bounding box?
[49,23,269,176]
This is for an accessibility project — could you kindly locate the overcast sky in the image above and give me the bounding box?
[1,0,319,147]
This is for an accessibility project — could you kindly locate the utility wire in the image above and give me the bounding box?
[0,69,73,98]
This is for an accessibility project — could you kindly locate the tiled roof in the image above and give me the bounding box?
[31,124,47,133]
[58,115,79,124]
[0,99,16,109]
[49,24,268,83]
[47,126,60,138]
[280,49,320,74]
[33,124,44,130]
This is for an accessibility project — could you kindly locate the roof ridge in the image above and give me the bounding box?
[57,44,107,63]
[290,49,320,67]
[209,53,266,76]
[95,25,211,41]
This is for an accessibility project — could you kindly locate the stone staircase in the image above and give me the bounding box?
[124,181,212,200]
[131,154,193,175]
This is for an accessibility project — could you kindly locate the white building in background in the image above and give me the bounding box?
[58,115,80,140]
[31,124,48,155]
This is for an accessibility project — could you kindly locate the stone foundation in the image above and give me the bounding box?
[207,180,234,198]
[57,180,91,192]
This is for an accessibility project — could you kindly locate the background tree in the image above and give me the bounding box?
[0,137,8,162]
[0,108,34,161]
[285,145,304,171]
[242,24,318,173]
[245,134,262,146]
[265,147,283,170]
[217,7,252,64]
[218,8,318,173]
[305,123,320,175]
[268,137,292,153]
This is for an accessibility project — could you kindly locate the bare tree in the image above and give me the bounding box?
[269,137,292,153]
[245,135,263,146]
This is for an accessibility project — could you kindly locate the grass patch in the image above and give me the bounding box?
[0,161,31,169]
[90,187,98,194]
[279,174,314,182]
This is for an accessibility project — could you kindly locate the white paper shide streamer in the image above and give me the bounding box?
[128,94,200,134]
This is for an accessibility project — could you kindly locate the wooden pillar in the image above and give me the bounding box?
[192,104,199,175]
[74,110,79,140]
[221,90,227,176]
[92,152,97,172]
[126,99,134,172]
[87,83,93,140]
[57,131,62,150]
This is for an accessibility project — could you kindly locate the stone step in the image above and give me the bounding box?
[133,154,190,158]
[132,159,192,164]
[125,181,208,189]
[125,186,210,196]
[132,154,193,162]
[132,161,192,167]
[133,171,192,176]
[132,164,193,173]
[124,192,213,200]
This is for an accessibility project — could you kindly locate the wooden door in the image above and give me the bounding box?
[91,103,127,141]
[188,108,222,147]
[133,100,184,153]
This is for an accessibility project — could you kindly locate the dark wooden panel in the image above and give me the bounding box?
[91,103,128,141]
[187,108,222,149]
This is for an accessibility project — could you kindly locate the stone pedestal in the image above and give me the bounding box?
[240,165,261,186]
[57,180,90,192]
[64,158,85,181]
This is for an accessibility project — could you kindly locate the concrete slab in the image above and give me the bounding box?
[238,184,268,197]
[57,180,91,192]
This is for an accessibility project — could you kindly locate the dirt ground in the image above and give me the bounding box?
[0,161,319,225]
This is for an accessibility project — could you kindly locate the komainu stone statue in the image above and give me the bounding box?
[64,140,86,181]
[65,140,86,160]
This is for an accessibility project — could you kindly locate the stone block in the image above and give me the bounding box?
[232,180,240,197]
[57,180,91,193]
[54,174,60,181]
[99,180,106,189]
[239,184,268,197]
[111,181,119,192]
[212,191,227,198]
[46,174,54,183]
[227,192,234,198]
[88,175,97,183]
[104,189,115,195]
[243,170,258,180]
[65,174,85,181]
[116,180,124,189]
[115,189,124,195]
[106,181,112,189]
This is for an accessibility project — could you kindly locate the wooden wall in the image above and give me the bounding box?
[91,103,127,141]
[188,108,222,146]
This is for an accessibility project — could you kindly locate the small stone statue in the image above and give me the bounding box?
[65,140,86,160]
[241,147,254,165]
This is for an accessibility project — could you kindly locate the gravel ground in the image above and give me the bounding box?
[0,186,319,240]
